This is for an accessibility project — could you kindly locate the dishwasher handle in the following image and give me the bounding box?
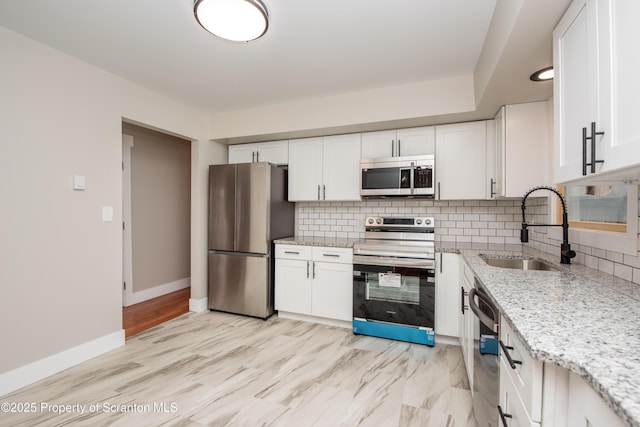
[468,288,499,333]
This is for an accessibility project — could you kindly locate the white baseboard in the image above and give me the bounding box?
[126,277,190,307]
[435,334,461,346]
[189,297,208,313]
[0,329,125,397]
[276,311,352,329]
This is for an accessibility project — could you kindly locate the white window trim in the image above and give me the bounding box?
[549,185,639,255]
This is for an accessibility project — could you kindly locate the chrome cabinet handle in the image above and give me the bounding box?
[306,261,310,278]
[323,185,326,200]
[284,251,300,255]
[582,127,588,176]
[499,340,522,369]
[317,185,321,200]
[398,139,401,157]
[322,253,340,258]
[498,405,512,426]
[312,261,316,278]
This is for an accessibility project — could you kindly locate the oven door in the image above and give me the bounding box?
[353,257,435,328]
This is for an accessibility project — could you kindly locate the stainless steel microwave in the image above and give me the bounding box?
[360,155,435,197]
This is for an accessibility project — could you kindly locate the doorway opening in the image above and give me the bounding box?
[122,122,191,337]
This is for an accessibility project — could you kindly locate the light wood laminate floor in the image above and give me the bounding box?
[1,312,477,426]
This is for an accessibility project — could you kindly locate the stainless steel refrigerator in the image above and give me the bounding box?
[208,162,294,319]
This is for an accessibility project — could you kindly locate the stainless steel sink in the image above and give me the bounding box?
[481,257,558,271]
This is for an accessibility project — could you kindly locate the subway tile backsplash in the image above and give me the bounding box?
[295,192,640,286]
[295,199,529,244]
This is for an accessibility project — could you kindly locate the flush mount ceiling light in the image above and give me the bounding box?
[530,66,554,81]
[194,0,269,42]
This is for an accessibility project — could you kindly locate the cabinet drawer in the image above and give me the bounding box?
[275,244,313,260]
[499,357,541,427]
[312,246,353,264]
[500,316,543,422]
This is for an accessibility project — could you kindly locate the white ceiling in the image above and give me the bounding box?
[0,0,572,137]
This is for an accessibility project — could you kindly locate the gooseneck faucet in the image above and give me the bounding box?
[520,186,576,264]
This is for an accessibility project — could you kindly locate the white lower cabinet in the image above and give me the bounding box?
[498,315,626,427]
[275,244,353,324]
[459,258,474,387]
[567,371,625,427]
[435,253,460,338]
[499,361,540,427]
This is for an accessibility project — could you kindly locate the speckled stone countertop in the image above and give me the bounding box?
[275,236,361,248]
[450,243,640,427]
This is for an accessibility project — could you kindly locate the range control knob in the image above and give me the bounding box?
[416,219,422,225]
[425,218,432,225]
[367,218,374,225]
[376,218,383,225]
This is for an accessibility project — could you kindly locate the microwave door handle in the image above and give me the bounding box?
[410,162,415,195]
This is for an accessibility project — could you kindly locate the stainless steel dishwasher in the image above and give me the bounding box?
[469,278,500,427]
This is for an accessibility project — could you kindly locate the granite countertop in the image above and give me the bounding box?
[275,236,361,249]
[455,245,640,427]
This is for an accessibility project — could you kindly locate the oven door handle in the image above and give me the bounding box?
[468,288,499,333]
[353,255,435,269]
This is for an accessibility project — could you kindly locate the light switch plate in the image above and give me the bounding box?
[102,206,113,222]
[73,175,86,190]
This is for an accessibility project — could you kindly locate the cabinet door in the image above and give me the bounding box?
[396,126,435,156]
[459,260,474,386]
[311,261,353,321]
[256,140,289,165]
[499,360,541,427]
[228,144,257,164]
[322,134,361,201]
[492,106,506,198]
[435,121,487,200]
[600,0,640,173]
[288,137,324,201]
[361,130,396,159]
[275,258,312,315]
[435,253,460,338]
[554,0,593,183]
[503,102,551,197]
[567,371,625,427]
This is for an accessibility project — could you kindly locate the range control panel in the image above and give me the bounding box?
[364,216,434,229]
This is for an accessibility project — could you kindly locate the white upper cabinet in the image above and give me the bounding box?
[361,126,435,159]
[491,102,551,198]
[288,134,361,201]
[435,121,489,200]
[554,0,640,183]
[228,140,289,165]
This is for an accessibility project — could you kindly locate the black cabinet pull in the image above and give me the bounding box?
[490,178,496,198]
[583,121,605,174]
[499,340,522,369]
[498,405,512,426]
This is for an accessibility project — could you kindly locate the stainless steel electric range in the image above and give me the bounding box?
[352,216,436,346]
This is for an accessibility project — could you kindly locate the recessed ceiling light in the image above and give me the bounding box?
[530,67,554,82]
[194,0,269,42]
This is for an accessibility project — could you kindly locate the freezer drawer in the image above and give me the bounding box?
[208,251,272,319]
